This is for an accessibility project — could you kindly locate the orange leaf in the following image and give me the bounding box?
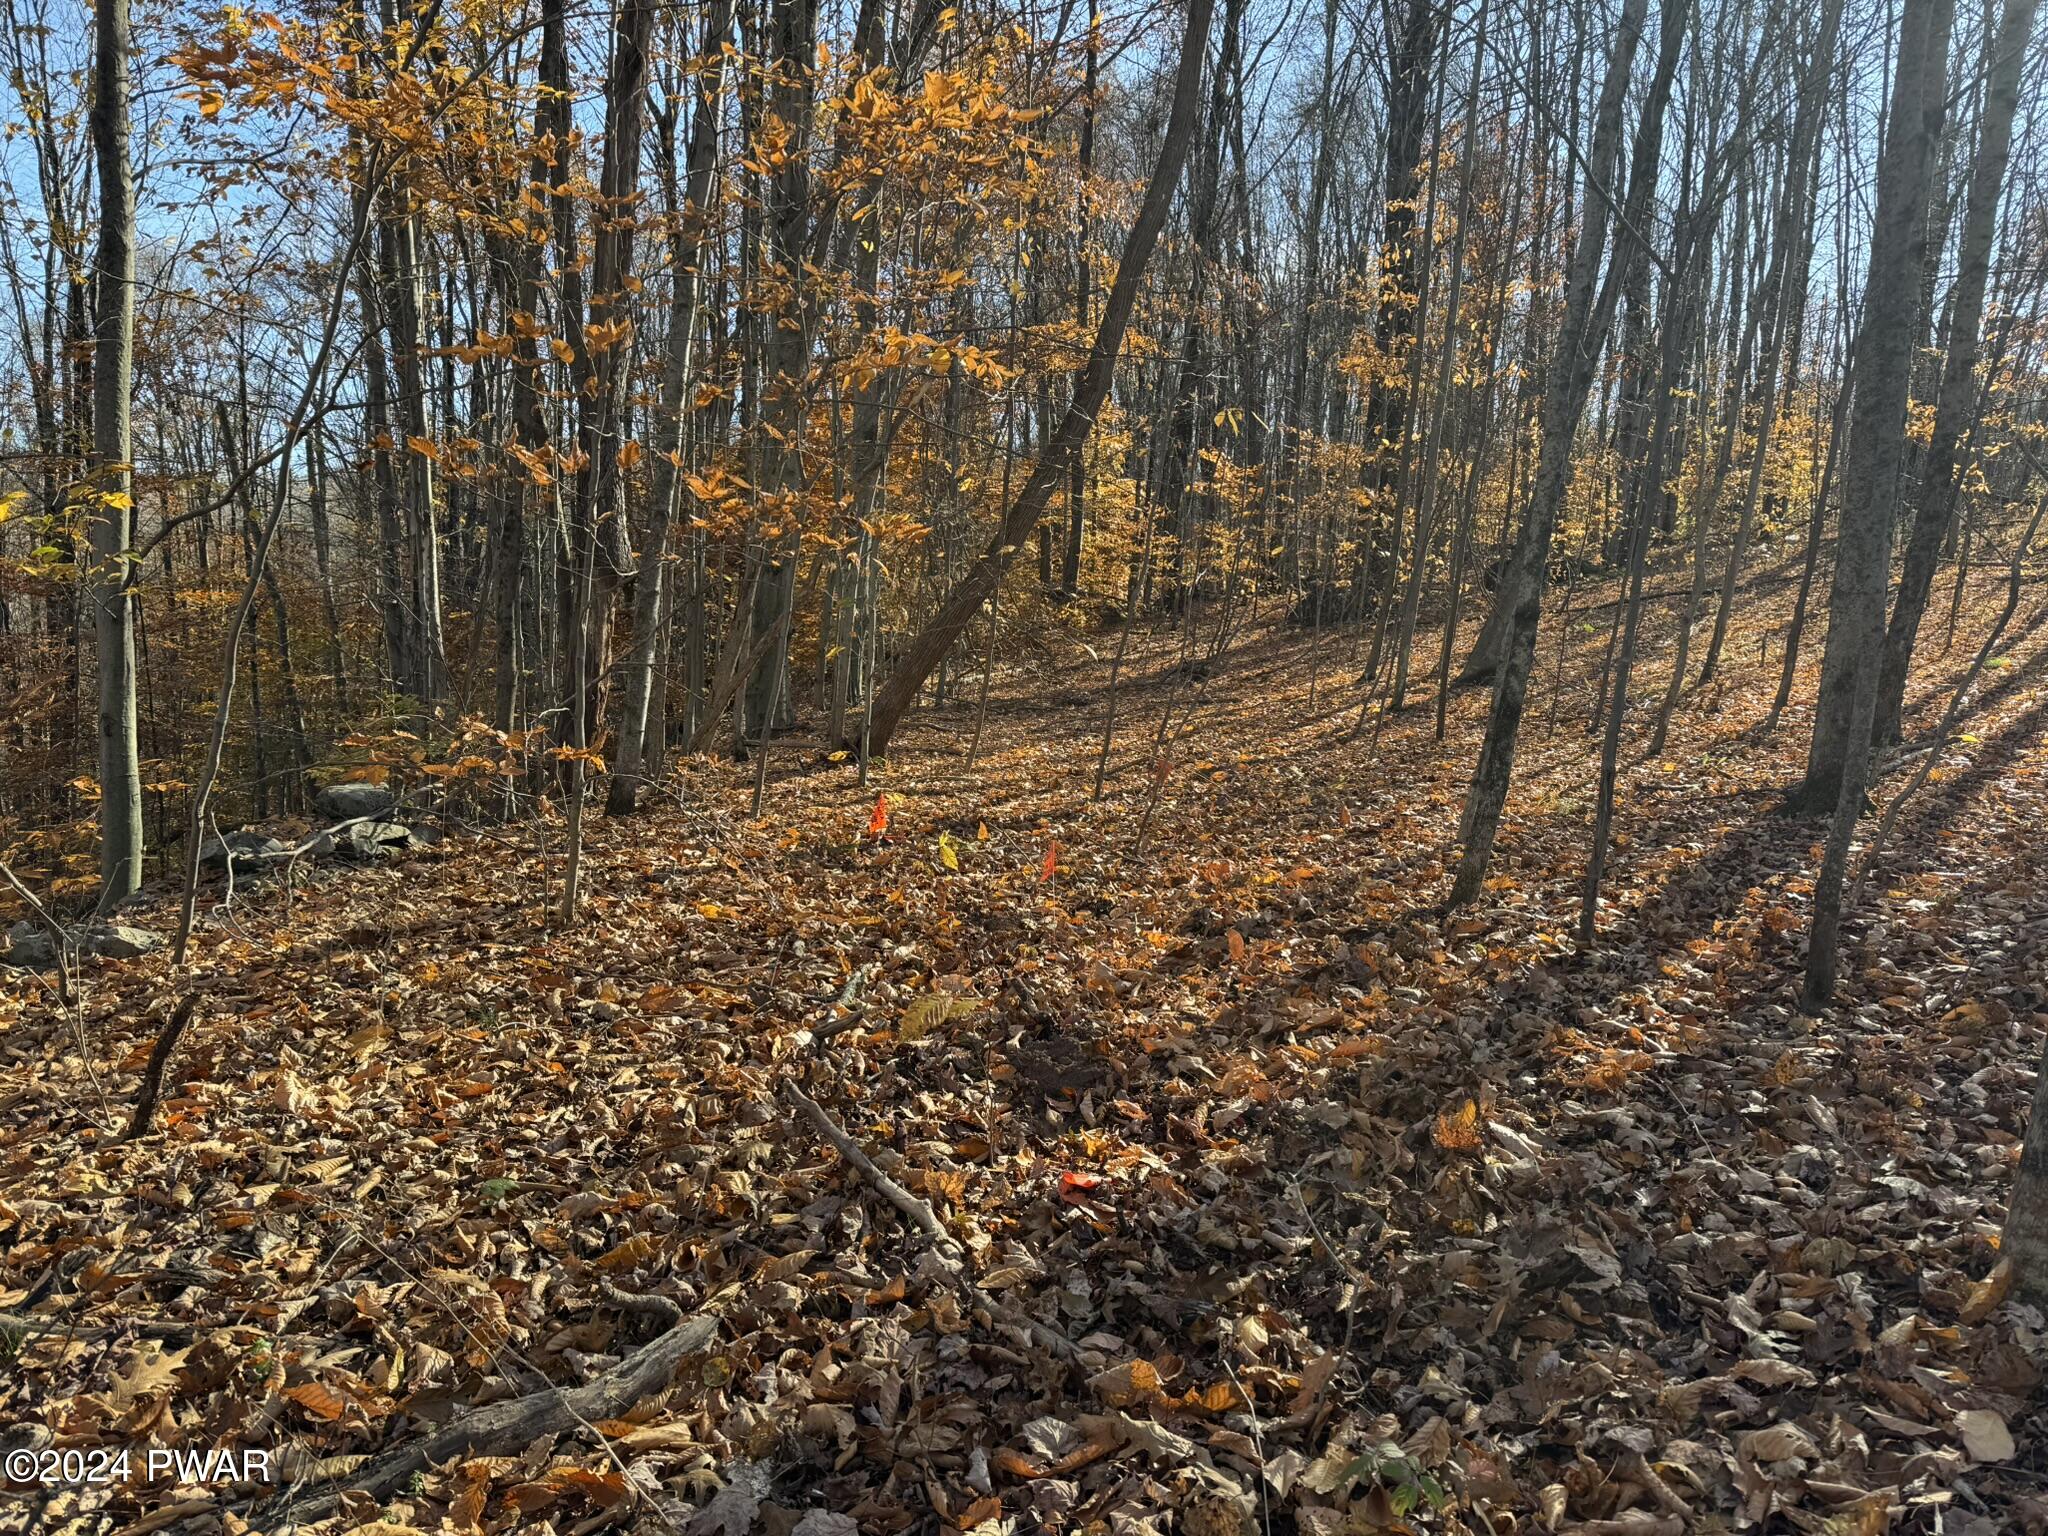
[867,792,890,838]
[595,1232,659,1272]
[1039,839,1059,881]
[1960,1258,2013,1324]
[284,1381,348,1421]
[545,1466,629,1506]
[1433,1099,1482,1151]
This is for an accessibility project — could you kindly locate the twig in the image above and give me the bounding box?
[786,1080,965,1261]
[1289,1180,1366,1430]
[123,996,201,1142]
[0,855,78,1008]
[783,1076,1080,1362]
[0,855,108,1128]
[279,793,430,886]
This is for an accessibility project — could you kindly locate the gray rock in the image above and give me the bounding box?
[338,820,419,860]
[316,782,396,821]
[200,830,289,876]
[83,923,162,959]
[3,919,56,968]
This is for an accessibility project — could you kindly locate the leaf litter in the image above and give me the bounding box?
[3,573,2046,1536]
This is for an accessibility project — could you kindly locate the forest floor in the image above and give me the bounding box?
[4,554,2048,1536]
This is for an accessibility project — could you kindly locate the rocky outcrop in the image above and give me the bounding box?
[2,918,165,968]
[199,830,290,876]
[315,782,397,820]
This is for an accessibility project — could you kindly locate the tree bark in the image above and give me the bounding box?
[1448,0,1670,907]
[1871,0,2036,746]
[1799,0,1956,1006]
[609,0,734,814]
[87,0,140,901]
[2008,999,2048,1303]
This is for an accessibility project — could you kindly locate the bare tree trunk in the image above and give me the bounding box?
[1061,24,1097,597]
[1800,0,1956,1005]
[558,0,654,910]
[1871,0,2036,745]
[87,0,140,900]
[1448,0,1672,906]
[863,0,1216,759]
[1391,0,1487,712]
[1354,0,1444,636]
[1768,310,1852,728]
[307,427,349,713]
[1697,0,1840,685]
[609,0,733,814]
[219,396,312,805]
[1645,183,1762,755]
[2010,1021,2048,1303]
[1582,186,1716,941]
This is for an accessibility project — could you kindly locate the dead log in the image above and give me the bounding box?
[228,1311,719,1530]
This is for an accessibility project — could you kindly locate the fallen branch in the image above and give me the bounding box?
[111,1496,217,1536]
[786,1080,965,1263]
[783,1077,1079,1362]
[808,961,881,1047]
[0,1310,206,1345]
[228,1311,719,1531]
[124,996,200,1142]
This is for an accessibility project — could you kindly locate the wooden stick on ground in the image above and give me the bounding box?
[786,1080,966,1264]
[215,1312,720,1533]
[808,961,880,1047]
[124,995,200,1141]
[782,1078,1079,1362]
[0,1310,209,1345]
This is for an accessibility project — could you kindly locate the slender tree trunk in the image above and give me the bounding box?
[1646,190,1761,755]
[219,397,312,804]
[1354,0,1443,632]
[609,0,733,814]
[377,175,446,701]
[1392,0,1487,712]
[307,427,349,713]
[1061,24,1097,597]
[1871,0,2036,745]
[740,0,819,746]
[1697,0,1838,686]
[1769,319,1853,727]
[1800,0,1956,1005]
[863,0,1216,758]
[1449,0,1672,906]
[87,0,139,900]
[558,0,654,908]
[1582,198,1712,941]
